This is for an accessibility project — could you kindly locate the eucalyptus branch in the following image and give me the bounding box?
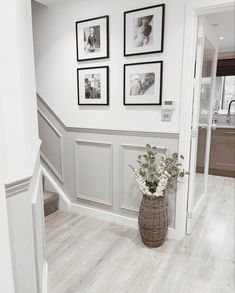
[129,144,187,197]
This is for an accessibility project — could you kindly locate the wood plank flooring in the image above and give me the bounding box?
[45,175,234,293]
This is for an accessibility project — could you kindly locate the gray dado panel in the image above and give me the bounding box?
[37,95,179,228]
[38,109,63,181]
[75,140,113,206]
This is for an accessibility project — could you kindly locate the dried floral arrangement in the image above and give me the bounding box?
[129,144,188,197]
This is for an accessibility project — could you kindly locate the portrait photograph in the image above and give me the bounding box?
[76,15,109,61]
[84,25,101,54]
[124,4,165,56]
[124,61,163,105]
[77,66,109,105]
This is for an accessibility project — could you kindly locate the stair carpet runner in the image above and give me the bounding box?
[44,191,59,217]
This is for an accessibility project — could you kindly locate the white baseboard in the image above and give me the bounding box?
[42,261,48,293]
[70,203,138,229]
[70,203,179,239]
[41,165,71,210]
[41,164,179,240]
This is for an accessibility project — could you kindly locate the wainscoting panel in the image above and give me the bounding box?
[37,94,179,235]
[75,140,113,207]
[38,110,63,182]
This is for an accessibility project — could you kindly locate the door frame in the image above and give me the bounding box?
[175,0,234,239]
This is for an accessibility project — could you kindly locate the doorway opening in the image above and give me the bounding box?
[186,6,235,235]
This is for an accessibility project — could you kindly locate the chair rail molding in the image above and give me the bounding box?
[4,140,41,197]
[37,94,179,137]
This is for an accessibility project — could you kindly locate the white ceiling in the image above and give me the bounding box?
[206,10,235,52]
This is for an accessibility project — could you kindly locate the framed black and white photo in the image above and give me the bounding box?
[124,4,165,56]
[77,66,109,105]
[76,15,109,61]
[124,61,163,105]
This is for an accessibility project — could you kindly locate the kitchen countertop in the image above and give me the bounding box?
[214,124,235,129]
[198,124,235,129]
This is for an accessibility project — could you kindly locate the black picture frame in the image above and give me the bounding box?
[124,4,165,57]
[123,61,163,105]
[76,15,109,61]
[77,66,109,105]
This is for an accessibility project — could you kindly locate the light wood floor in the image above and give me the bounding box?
[46,175,234,293]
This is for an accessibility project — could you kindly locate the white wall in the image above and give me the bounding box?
[0,0,39,183]
[0,1,45,292]
[0,101,15,293]
[32,0,185,133]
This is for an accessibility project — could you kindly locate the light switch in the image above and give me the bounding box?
[162,110,172,122]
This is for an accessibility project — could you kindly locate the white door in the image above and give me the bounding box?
[186,17,218,234]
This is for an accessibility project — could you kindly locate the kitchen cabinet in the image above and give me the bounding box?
[209,128,235,177]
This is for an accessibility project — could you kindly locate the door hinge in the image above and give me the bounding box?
[197,37,203,46]
[187,212,192,219]
[191,130,197,138]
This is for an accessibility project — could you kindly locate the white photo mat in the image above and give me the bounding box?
[124,62,162,105]
[77,67,109,105]
[76,16,109,61]
[124,4,165,56]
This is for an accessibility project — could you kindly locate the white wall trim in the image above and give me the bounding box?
[120,143,167,152]
[31,163,45,293]
[177,0,235,238]
[42,261,48,293]
[41,165,71,210]
[38,109,64,181]
[38,109,62,138]
[31,166,42,206]
[37,94,179,138]
[4,140,42,197]
[120,205,139,212]
[75,139,113,207]
[75,195,113,207]
[70,202,179,239]
[5,176,32,197]
[119,143,167,212]
[42,162,179,239]
[40,152,63,183]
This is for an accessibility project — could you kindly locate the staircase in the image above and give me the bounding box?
[42,174,59,217]
[44,191,59,217]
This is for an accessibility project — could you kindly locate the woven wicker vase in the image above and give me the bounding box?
[138,194,168,248]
